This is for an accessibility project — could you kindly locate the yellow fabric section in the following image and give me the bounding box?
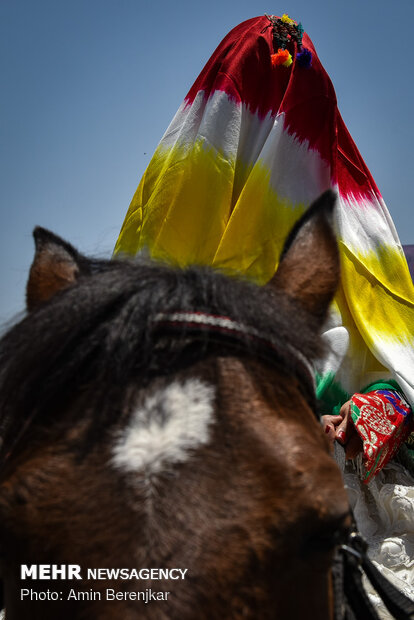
[115,141,304,282]
[213,160,304,283]
[340,242,414,344]
[333,280,389,385]
[115,140,234,266]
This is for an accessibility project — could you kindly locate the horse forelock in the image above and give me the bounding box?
[0,258,322,458]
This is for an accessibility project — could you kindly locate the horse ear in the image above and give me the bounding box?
[26,227,84,311]
[269,190,339,325]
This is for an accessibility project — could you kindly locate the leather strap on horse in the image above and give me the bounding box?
[338,528,414,620]
[153,311,317,412]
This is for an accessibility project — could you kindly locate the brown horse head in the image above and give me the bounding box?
[0,190,349,619]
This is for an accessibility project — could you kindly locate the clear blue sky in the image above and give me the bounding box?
[1,0,413,323]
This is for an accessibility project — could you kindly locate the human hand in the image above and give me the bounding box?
[321,413,343,444]
[321,400,363,459]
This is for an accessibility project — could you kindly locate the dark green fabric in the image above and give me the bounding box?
[360,379,401,394]
[316,372,350,416]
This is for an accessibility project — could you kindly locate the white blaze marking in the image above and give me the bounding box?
[111,378,215,474]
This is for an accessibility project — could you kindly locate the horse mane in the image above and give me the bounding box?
[0,257,322,456]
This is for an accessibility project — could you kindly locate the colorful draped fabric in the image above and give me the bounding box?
[114,15,414,412]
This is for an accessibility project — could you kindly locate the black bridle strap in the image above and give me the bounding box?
[342,552,380,620]
[362,555,414,620]
[153,311,317,409]
[340,530,414,620]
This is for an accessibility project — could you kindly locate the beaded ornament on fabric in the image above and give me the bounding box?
[263,13,312,68]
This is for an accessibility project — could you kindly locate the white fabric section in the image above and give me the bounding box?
[261,114,331,205]
[325,321,414,407]
[159,91,242,160]
[111,378,214,475]
[394,373,414,410]
[317,326,350,378]
[336,192,403,255]
[160,91,277,165]
[318,314,364,396]
[343,460,414,616]
[324,320,414,404]
[160,99,202,149]
[362,335,414,404]
[235,104,276,169]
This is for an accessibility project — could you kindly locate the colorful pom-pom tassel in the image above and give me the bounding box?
[297,48,312,68]
[281,14,295,25]
[271,48,293,67]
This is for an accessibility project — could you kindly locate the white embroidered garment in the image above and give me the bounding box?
[335,445,414,617]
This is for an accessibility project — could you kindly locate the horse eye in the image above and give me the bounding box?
[306,529,348,554]
[303,515,351,555]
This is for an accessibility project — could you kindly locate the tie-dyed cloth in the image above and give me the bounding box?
[114,15,414,456]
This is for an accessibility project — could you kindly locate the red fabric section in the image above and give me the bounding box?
[336,113,381,199]
[185,17,291,117]
[184,16,381,200]
[351,390,414,482]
